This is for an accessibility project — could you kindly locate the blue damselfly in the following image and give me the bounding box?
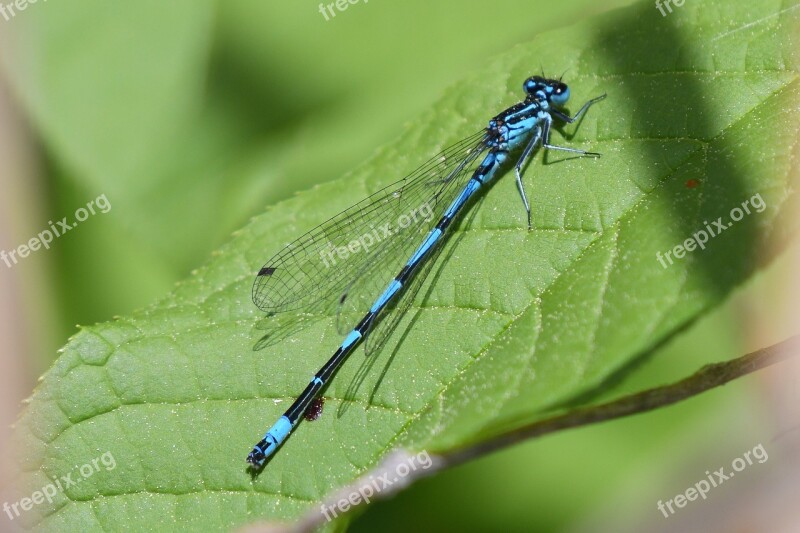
[247,76,605,468]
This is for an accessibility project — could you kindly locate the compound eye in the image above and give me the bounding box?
[551,84,570,105]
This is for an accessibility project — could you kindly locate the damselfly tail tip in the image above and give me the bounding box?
[246,446,267,470]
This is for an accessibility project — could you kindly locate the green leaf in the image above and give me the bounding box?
[10,0,799,530]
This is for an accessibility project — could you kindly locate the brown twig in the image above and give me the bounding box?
[442,334,800,468]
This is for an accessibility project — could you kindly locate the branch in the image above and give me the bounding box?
[239,334,800,533]
[443,334,800,468]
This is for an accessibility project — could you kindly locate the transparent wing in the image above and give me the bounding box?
[252,312,320,352]
[334,136,490,336]
[252,130,491,315]
[362,227,448,355]
[337,195,491,421]
[335,200,482,418]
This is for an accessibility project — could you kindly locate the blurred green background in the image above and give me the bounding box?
[0,1,797,531]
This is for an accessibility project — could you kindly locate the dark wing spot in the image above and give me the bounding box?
[258,267,276,277]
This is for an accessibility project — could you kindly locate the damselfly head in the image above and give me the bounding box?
[523,76,570,107]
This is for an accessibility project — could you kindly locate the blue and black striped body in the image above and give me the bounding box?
[247,76,604,468]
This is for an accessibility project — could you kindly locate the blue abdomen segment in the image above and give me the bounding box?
[370,279,403,313]
[480,152,507,185]
[341,329,363,349]
[444,179,482,218]
[407,228,443,268]
[266,415,293,444]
